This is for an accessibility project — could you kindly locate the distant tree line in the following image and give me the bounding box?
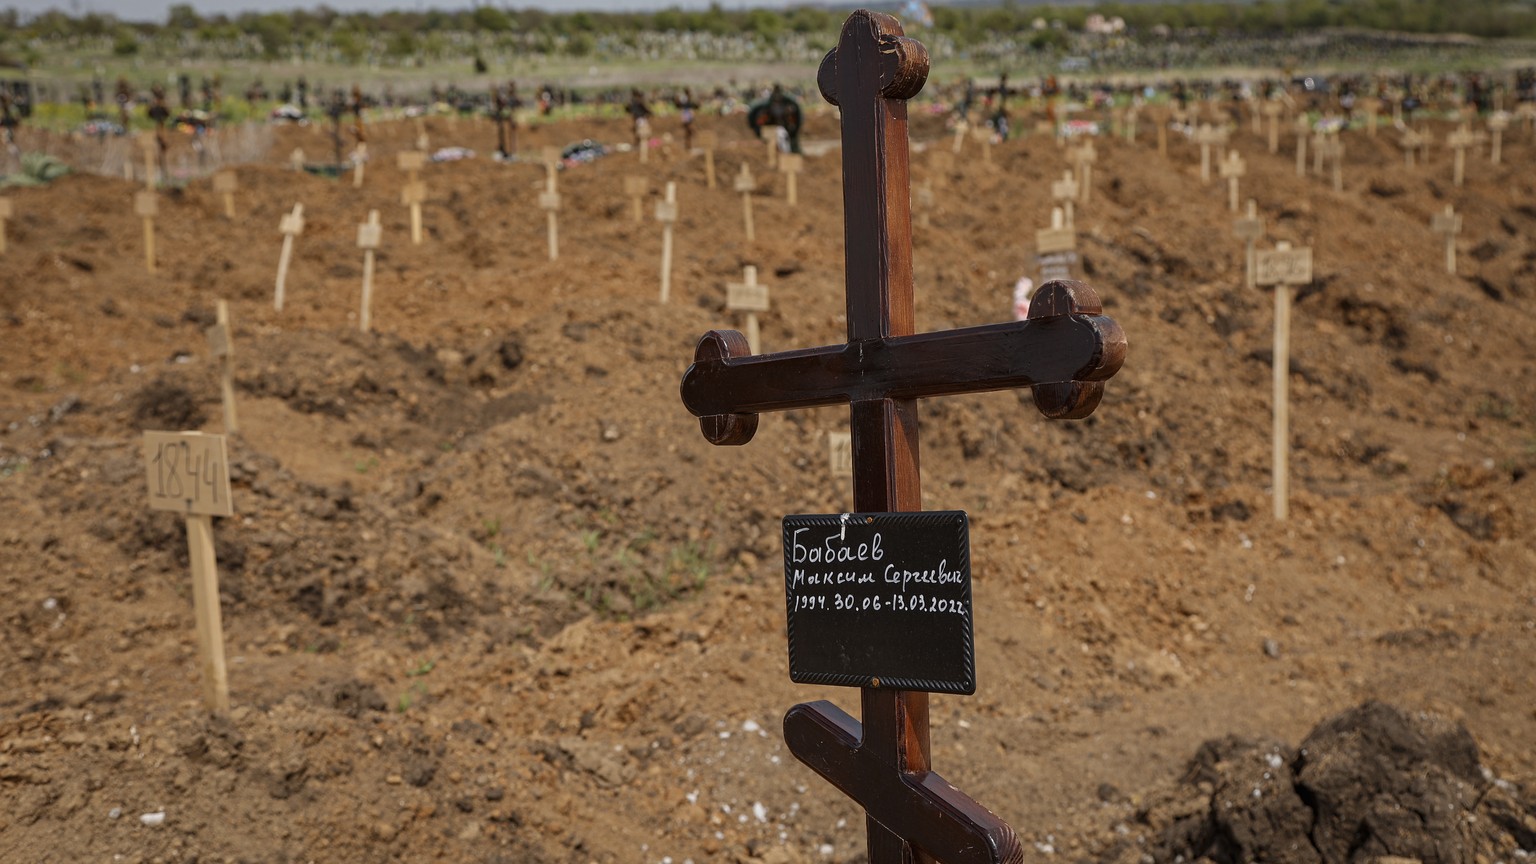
[1,0,1532,68]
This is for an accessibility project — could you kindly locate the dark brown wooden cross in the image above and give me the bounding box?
[680,10,1125,864]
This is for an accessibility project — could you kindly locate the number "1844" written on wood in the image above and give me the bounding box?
[142,431,234,517]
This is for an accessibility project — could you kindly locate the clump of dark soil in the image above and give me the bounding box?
[131,378,206,430]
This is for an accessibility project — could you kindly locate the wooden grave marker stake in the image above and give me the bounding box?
[1219,150,1246,212]
[212,170,237,219]
[1294,114,1310,177]
[1070,140,1096,205]
[1264,102,1283,153]
[1448,124,1473,187]
[700,130,719,189]
[656,181,679,303]
[1254,240,1312,522]
[765,126,780,168]
[1431,204,1461,276]
[1233,198,1264,290]
[1327,135,1345,192]
[726,264,770,354]
[352,142,367,188]
[1050,170,1078,228]
[827,431,852,478]
[290,148,305,172]
[679,16,1126,864]
[397,150,428,245]
[274,203,304,312]
[356,210,381,332]
[0,196,11,255]
[1311,130,1326,175]
[736,162,757,242]
[951,120,967,154]
[1363,97,1379,137]
[140,133,158,190]
[135,189,159,274]
[539,154,562,262]
[780,152,804,207]
[1488,112,1509,165]
[1196,122,1219,183]
[206,300,238,433]
[624,175,647,223]
[142,431,234,711]
[1400,129,1421,168]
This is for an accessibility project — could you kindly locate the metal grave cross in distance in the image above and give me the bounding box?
[678,10,1126,864]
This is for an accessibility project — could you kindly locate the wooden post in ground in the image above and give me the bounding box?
[1432,205,1461,276]
[1400,129,1421,168]
[1233,199,1264,290]
[736,163,756,243]
[780,152,803,207]
[656,181,678,303]
[212,170,237,219]
[1326,135,1345,192]
[1254,241,1313,522]
[1157,109,1169,157]
[1488,112,1509,165]
[765,126,780,168]
[356,210,381,332]
[1294,114,1310,177]
[1219,150,1246,212]
[1447,124,1473,187]
[0,196,11,255]
[700,131,719,189]
[290,148,305,172]
[352,142,367,188]
[206,300,238,434]
[539,153,562,262]
[1264,102,1282,154]
[1363,96,1379,137]
[1196,123,1218,184]
[624,175,647,223]
[142,431,234,712]
[274,203,304,312]
[679,15,1125,864]
[140,133,158,189]
[1070,140,1096,205]
[135,190,158,274]
[726,264,770,354]
[1050,170,1078,227]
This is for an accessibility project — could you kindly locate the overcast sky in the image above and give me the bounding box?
[7,0,823,20]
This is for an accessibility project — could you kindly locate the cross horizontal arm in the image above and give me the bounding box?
[784,700,1023,864]
[682,315,1118,417]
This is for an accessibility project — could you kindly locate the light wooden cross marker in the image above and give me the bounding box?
[726,264,770,354]
[1233,198,1264,289]
[135,190,159,274]
[624,175,647,222]
[142,430,234,711]
[1035,206,1077,282]
[1400,128,1422,168]
[273,203,304,312]
[414,117,429,151]
[1294,114,1311,177]
[1431,204,1461,275]
[827,430,852,477]
[352,142,368,188]
[699,130,719,189]
[539,153,562,261]
[779,152,804,207]
[356,210,381,332]
[1488,112,1509,165]
[290,148,305,172]
[0,196,11,255]
[399,152,429,246]
[1516,103,1536,139]
[206,300,238,433]
[1069,140,1096,204]
[1219,150,1246,212]
[1322,134,1345,192]
[1254,240,1312,522]
[1447,124,1474,187]
[680,14,1125,863]
[1196,123,1220,184]
[212,171,237,219]
[637,117,651,164]
[735,162,757,242]
[656,181,679,303]
[1050,170,1078,227]
[1362,96,1379,137]
[765,126,781,167]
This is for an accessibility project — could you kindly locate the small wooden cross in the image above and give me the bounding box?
[779,152,804,207]
[656,181,678,303]
[1488,111,1509,165]
[1050,170,1078,227]
[205,299,238,434]
[681,17,1125,862]
[1400,128,1422,168]
[274,203,304,312]
[290,147,305,172]
[735,162,757,242]
[699,130,720,188]
[1232,198,1264,290]
[356,210,381,332]
[1218,150,1246,212]
[1068,139,1096,205]
[1431,204,1461,276]
[1254,240,1312,522]
[0,196,12,255]
[212,170,237,219]
[624,175,647,223]
[1447,124,1474,187]
[726,264,770,354]
[135,190,159,274]
[1195,123,1220,184]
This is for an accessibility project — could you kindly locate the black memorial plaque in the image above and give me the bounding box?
[781,511,974,695]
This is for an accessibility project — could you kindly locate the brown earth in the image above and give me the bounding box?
[2,103,1534,864]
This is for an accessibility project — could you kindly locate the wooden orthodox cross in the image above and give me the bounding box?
[679,12,1125,864]
[1218,150,1245,212]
